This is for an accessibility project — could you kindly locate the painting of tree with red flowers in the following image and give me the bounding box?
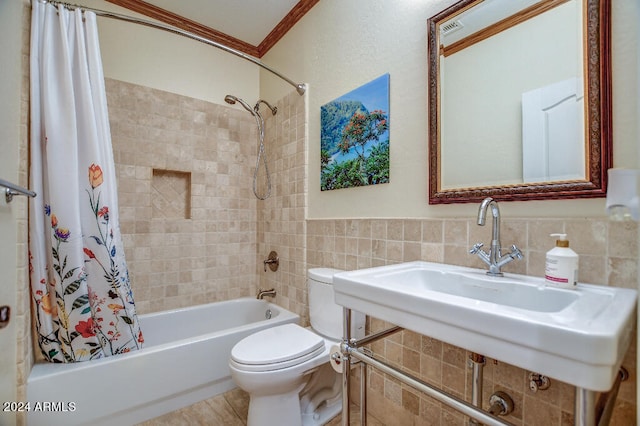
[321,74,390,190]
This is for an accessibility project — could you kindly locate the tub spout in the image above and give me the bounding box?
[257,288,276,299]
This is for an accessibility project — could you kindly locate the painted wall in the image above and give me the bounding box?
[81,0,260,107]
[0,2,30,425]
[261,0,639,219]
[0,0,22,418]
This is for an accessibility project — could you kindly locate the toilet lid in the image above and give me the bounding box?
[231,324,325,371]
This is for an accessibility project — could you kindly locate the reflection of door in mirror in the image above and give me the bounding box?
[522,77,585,183]
[439,0,583,190]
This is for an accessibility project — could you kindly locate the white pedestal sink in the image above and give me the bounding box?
[333,261,637,392]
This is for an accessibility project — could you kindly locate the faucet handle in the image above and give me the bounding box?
[509,245,523,259]
[263,250,279,272]
[469,243,484,254]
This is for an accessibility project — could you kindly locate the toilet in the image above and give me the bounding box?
[229,268,365,426]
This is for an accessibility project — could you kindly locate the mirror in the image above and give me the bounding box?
[428,0,611,204]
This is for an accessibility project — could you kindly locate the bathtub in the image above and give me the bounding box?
[26,298,299,426]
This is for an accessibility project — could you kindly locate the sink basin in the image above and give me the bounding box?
[333,261,637,391]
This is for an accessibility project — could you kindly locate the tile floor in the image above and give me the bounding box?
[138,389,248,426]
[138,388,385,425]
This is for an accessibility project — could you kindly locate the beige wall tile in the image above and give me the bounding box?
[444,220,468,245]
[306,216,637,425]
[107,79,257,312]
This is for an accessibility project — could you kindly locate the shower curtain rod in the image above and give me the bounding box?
[41,0,307,96]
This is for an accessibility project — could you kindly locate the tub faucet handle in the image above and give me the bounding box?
[263,251,279,272]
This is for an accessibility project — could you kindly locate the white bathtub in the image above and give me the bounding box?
[27,298,299,426]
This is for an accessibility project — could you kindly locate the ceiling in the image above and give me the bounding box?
[105,0,319,57]
[143,0,299,46]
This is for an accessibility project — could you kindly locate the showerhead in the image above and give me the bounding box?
[223,95,275,200]
[224,95,254,114]
[254,100,277,116]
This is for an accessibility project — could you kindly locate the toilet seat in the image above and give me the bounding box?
[231,323,325,372]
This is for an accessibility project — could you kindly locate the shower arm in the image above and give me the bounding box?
[254,100,278,115]
[41,0,307,96]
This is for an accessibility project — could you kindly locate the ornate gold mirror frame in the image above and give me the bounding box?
[428,0,611,204]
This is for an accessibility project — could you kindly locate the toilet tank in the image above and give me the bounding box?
[308,268,365,340]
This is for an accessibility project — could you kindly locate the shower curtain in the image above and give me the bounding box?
[29,2,143,362]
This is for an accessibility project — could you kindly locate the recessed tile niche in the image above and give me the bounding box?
[151,169,191,219]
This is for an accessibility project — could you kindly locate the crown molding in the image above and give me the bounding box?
[105,0,318,58]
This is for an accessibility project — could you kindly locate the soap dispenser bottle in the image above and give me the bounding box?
[545,233,579,289]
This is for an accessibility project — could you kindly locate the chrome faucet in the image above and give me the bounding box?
[470,197,523,276]
[256,288,276,299]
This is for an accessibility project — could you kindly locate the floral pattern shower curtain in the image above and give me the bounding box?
[29,2,143,362]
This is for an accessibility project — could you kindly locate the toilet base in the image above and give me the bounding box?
[245,364,343,426]
[301,392,342,426]
[299,364,343,426]
[247,389,343,426]
[247,384,306,426]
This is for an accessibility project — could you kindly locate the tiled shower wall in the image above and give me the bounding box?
[257,91,308,320]
[306,218,638,425]
[106,79,259,313]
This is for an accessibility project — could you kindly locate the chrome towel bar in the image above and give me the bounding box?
[0,178,36,203]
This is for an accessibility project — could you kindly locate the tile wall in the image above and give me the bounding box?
[106,79,259,313]
[305,218,638,425]
[256,91,308,319]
